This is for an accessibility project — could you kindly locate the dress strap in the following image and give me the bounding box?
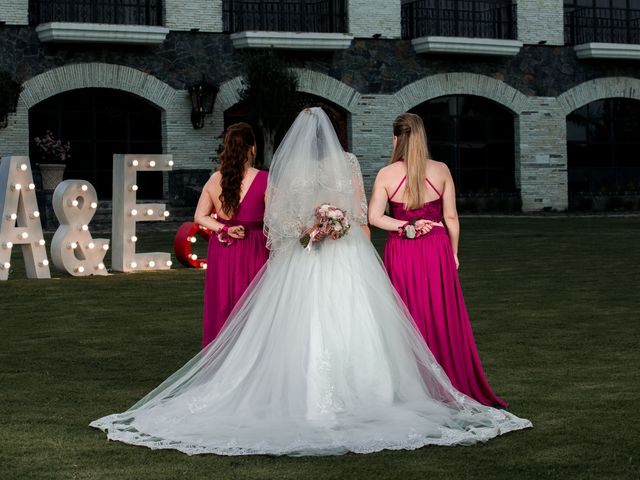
[425,178,442,197]
[388,176,406,201]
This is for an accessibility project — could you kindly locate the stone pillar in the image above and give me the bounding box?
[518,97,568,211]
[348,0,401,39]
[350,95,403,192]
[516,0,564,46]
[165,0,223,32]
[0,1,29,25]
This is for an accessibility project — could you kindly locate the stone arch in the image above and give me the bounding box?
[557,77,640,115]
[18,63,177,111]
[216,68,361,113]
[392,72,529,115]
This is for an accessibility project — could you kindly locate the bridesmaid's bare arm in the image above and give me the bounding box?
[194,174,245,239]
[368,168,411,232]
[441,165,459,266]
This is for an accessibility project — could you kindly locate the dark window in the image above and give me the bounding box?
[29,0,164,26]
[401,0,517,40]
[564,0,640,44]
[410,95,516,195]
[567,98,640,194]
[29,88,163,199]
[223,0,347,33]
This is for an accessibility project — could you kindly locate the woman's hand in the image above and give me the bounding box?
[415,219,433,236]
[453,254,459,270]
[228,225,246,239]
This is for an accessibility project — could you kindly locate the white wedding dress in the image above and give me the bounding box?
[90,108,531,456]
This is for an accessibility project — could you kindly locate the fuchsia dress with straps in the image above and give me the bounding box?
[202,170,269,347]
[383,175,508,408]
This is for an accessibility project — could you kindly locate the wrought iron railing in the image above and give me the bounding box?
[565,6,640,44]
[29,0,163,26]
[401,0,517,40]
[223,0,347,33]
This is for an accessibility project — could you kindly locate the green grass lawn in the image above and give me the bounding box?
[1,218,639,480]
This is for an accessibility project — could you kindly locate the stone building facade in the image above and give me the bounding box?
[1,0,640,212]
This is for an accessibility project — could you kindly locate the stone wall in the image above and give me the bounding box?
[348,0,401,39]
[0,0,28,26]
[2,7,640,210]
[516,0,564,46]
[165,0,223,33]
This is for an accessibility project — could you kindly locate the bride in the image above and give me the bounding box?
[91,108,531,456]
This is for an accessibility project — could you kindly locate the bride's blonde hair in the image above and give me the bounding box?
[390,113,430,210]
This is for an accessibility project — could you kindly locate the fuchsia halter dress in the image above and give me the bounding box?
[383,175,508,408]
[202,170,269,347]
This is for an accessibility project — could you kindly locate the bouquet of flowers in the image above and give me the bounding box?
[299,204,350,250]
[33,130,71,164]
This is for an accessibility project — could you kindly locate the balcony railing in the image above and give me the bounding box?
[29,0,163,26]
[223,0,347,33]
[401,0,517,40]
[565,7,640,45]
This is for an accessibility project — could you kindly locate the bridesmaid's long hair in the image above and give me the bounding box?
[219,123,256,217]
[391,113,430,210]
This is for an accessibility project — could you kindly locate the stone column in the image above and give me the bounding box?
[165,0,223,32]
[0,1,28,25]
[516,0,564,46]
[517,97,568,211]
[348,0,401,39]
[350,95,404,192]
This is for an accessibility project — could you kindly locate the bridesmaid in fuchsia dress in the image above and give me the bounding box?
[368,113,507,408]
[194,123,268,348]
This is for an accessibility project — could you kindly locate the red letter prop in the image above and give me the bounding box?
[174,222,211,269]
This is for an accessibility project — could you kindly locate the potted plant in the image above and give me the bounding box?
[33,130,71,190]
[0,71,22,129]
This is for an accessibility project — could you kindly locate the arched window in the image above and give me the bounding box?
[223,94,349,166]
[410,95,516,196]
[29,88,163,199]
[567,98,640,199]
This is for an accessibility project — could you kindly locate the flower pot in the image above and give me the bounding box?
[39,163,66,190]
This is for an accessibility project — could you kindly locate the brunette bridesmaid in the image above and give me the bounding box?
[194,123,269,347]
[368,113,507,408]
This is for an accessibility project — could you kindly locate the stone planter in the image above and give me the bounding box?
[39,163,66,190]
